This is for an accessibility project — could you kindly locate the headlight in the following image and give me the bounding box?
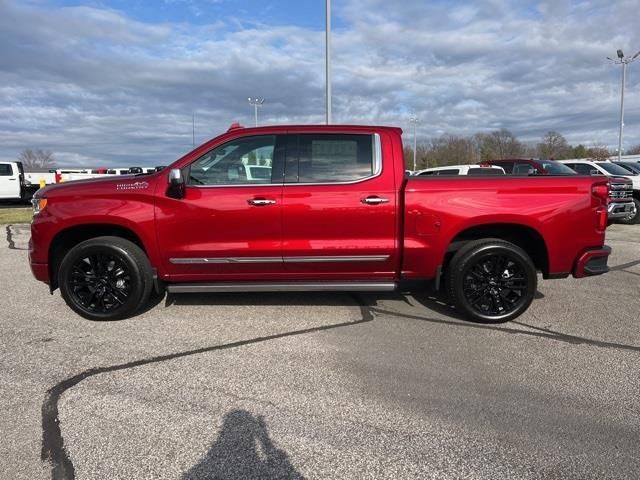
[32,197,47,216]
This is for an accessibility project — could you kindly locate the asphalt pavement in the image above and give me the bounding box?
[1,223,638,479]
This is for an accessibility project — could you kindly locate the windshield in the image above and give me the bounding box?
[539,161,577,175]
[618,162,640,174]
[596,162,637,176]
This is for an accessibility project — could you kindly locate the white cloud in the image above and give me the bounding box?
[0,0,639,167]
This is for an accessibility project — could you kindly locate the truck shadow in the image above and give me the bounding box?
[182,409,304,480]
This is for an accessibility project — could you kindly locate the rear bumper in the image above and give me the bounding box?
[608,201,636,219]
[573,246,611,278]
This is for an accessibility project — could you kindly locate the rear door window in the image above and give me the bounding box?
[286,134,376,183]
[0,164,13,176]
[468,168,504,175]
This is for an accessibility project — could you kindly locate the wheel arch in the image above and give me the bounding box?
[48,224,148,291]
[443,223,549,277]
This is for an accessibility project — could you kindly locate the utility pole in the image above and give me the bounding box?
[247,97,265,127]
[325,0,332,124]
[192,112,195,149]
[607,49,640,161]
[409,115,419,171]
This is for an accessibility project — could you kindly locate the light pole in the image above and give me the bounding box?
[247,97,265,127]
[607,49,640,161]
[409,115,418,171]
[325,0,332,124]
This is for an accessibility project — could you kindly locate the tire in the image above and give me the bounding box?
[445,238,537,323]
[58,236,153,321]
[617,198,640,225]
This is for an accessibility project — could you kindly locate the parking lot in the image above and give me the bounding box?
[1,223,639,480]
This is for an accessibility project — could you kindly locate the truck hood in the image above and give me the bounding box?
[36,175,154,198]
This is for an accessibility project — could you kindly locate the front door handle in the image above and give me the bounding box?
[361,196,390,205]
[247,198,276,206]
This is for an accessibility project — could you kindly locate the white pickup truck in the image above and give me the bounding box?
[0,161,35,201]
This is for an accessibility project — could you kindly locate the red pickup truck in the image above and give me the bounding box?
[29,124,611,323]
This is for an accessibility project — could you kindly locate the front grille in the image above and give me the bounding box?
[610,190,633,199]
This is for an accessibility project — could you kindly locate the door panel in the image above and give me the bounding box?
[156,185,283,281]
[281,133,398,280]
[0,163,20,199]
[155,134,285,281]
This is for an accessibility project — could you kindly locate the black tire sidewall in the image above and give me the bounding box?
[448,241,537,323]
[58,238,150,321]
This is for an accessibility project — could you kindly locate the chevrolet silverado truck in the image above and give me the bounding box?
[29,124,611,323]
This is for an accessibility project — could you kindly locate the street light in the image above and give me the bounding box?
[409,115,419,171]
[607,49,640,161]
[325,0,332,124]
[247,97,265,127]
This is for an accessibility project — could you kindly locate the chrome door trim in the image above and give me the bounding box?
[283,255,390,263]
[170,255,390,265]
[170,257,282,265]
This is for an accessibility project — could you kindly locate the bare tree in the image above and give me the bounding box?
[626,144,640,155]
[587,147,611,161]
[18,149,56,169]
[424,134,478,167]
[537,131,570,159]
[475,129,524,161]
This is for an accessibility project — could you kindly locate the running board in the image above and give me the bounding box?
[166,281,397,294]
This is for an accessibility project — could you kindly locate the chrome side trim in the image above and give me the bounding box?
[170,255,390,265]
[167,281,397,293]
[283,255,390,263]
[170,257,282,264]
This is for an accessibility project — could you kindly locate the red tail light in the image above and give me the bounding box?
[54,172,62,183]
[592,183,609,203]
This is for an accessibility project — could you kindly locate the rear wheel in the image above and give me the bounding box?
[446,239,537,323]
[58,236,153,320]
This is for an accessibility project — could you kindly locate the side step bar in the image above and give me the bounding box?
[166,281,397,294]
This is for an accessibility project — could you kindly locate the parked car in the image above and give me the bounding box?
[30,124,611,323]
[0,161,36,201]
[415,165,505,176]
[481,158,578,176]
[612,161,640,175]
[483,158,635,222]
[559,160,640,224]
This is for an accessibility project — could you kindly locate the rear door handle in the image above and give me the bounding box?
[361,196,390,205]
[247,198,276,206]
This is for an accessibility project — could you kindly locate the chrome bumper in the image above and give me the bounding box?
[608,201,636,219]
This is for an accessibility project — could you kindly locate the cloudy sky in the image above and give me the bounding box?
[1,0,639,167]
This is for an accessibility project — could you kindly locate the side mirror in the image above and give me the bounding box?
[527,168,538,176]
[167,168,185,199]
[590,169,602,176]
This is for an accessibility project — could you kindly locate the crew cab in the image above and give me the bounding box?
[559,159,640,224]
[483,158,636,222]
[30,125,611,323]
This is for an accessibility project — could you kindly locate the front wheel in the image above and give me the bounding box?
[58,236,153,321]
[446,239,537,323]
[617,198,640,225]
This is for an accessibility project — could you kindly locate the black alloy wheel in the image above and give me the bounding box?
[58,237,153,320]
[446,239,537,323]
